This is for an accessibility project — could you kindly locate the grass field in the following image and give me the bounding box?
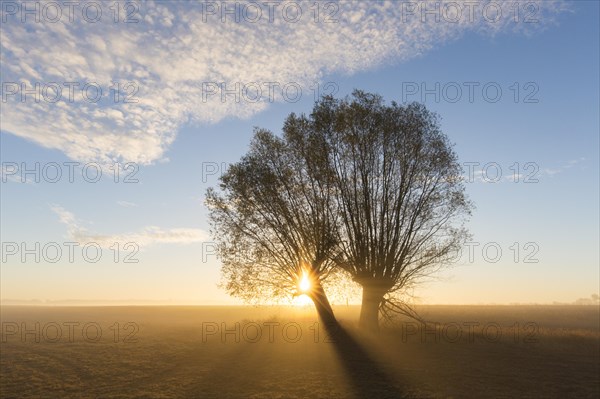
[1,305,598,398]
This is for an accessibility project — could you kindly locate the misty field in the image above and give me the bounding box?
[1,305,598,398]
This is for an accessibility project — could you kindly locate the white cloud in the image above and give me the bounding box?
[50,205,82,237]
[116,200,137,208]
[543,168,561,176]
[1,1,569,166]
[463,157,586,183]
[50,205,207,247]
[542,157,587,178]
[566,157,586,167]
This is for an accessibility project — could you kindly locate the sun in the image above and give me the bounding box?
[299,272,311,292]
[292,272,313,306]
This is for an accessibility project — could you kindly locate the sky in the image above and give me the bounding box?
[1,0,598,305]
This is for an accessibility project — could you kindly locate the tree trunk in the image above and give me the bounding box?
[359,284,385,332]
[309,280,338,327]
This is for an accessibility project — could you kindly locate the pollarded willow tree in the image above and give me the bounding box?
[306,91,473,330]
[207,90,472,331]
[205,127,341,325]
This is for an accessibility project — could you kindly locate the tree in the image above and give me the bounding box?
[305,91,472,330]
[205,127,340,325]
[207,90,472,331]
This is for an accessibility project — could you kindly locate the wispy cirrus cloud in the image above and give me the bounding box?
[463,157,586,183]
[116,200,137,208]
[50,205,207,247]
[1,1,569,165]
[542,157,587,177]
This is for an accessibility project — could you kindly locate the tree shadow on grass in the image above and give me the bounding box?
[325,322,411,399]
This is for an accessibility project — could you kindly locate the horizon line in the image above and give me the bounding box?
[2,300,598,307]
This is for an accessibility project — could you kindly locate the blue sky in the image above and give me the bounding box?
[1,0,598,304]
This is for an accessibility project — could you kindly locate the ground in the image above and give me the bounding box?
[1,305,598,398]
